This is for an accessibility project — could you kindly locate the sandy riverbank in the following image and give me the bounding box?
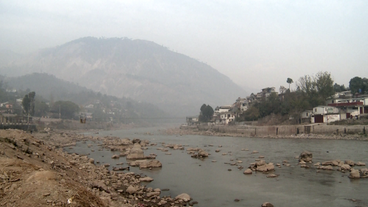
[0,129,193,207]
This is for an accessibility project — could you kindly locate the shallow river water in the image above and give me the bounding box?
[65,127,368,207]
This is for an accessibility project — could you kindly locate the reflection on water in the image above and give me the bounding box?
[66,127,368,207]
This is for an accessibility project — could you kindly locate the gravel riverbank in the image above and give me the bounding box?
[0,129,193,207]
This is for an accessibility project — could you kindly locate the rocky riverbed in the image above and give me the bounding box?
[2,127,367,207]
[0,129,194,207]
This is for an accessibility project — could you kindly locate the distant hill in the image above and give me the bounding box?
[5,73,89,101]
[0,37,246,116]
[4,73,167,123]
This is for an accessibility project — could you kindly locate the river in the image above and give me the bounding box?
[65,126,368,207]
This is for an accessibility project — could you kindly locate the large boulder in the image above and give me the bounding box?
[249,160,275,172]
[321,160,339,166]
[173,144,184,150]
[349,169,360,179]
[257,163,275,172]
[190,149,209,159]
[318,165,333,170]
[345,160,355,166]
[139,160,162,169]
[356,162,366,166]
[360,168,368,178]
[243,169,253,174]
[126,185,139,194]
[175,193,191,202]
[299,151,313,163]
[262,202,274,207]
[126,143,145,160]
[340,164,351,171]
[139,177,154,182]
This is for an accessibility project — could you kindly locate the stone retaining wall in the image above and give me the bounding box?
[184,124,367,137]
[0,124,37,131]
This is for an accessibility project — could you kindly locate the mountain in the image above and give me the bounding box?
[0,37,246,116]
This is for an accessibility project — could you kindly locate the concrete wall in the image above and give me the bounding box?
[311,125,366,135]
[186,124,367,137]
[0,124,37,131]
[195,125,304,137]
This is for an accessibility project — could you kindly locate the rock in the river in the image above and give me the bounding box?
[340,164,351,171]
[321,160,339,166]
[349,169,360,179]
[191,149,209,158]
[243,169,253,174]
[318,165,333,170]
[356,161,366,166]
[345,160,355,166]
[138,160,163,169]
[175,193,191,202]
[249,160,275,172]
[299,151,313,163]
[111,154,119,159]
[360,168,368,177]
[126,185,139,194]
[262,202,274,207]
[139,177,154,182]
[126,143,145,160]
[266,174,278,178]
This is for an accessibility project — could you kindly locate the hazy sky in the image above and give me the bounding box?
[1,0,367,93]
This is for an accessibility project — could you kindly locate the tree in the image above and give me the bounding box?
[28,91,36,116]
[51,101,79,119]
[287,78,293,91]
[279,86,287,94]
[34,100,49,117]
[297,75,315,97]
[315,71,334,100]
[22,94,31,115]
[349,76,368,94]
[333,83,346,92]
[22,91,36,116]
[199,104,214,122]
[243,106,259,121]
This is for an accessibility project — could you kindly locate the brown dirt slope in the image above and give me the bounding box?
[0,129,107,207]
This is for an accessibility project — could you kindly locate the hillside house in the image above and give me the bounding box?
[186,116,199,125]
[250,87,278,102]
[0,113,29,124]
[234,97,249,112]
[312,106,343,123]
[219,112,236,125]
[214,105,232,117]
[261,87,277,99]
[300,110,313,123]
[326,95,368,117]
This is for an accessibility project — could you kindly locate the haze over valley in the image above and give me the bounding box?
[0,37,246,117]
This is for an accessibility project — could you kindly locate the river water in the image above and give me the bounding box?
[65,126,368,207]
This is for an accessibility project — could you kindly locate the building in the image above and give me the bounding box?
[312,106,343,123]
[0,113,30,124]
[326,95,368,117]
[186,116,199,125]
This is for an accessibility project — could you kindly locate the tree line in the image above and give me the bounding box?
[197,72,367,123]
[241,72,367,121]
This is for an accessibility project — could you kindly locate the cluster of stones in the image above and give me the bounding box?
[68,153,193,206]
[244,159,277,178]
[297,151,367,179]
[156,143,185,155]
[4,129,197,206]
[186,148,209,159]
